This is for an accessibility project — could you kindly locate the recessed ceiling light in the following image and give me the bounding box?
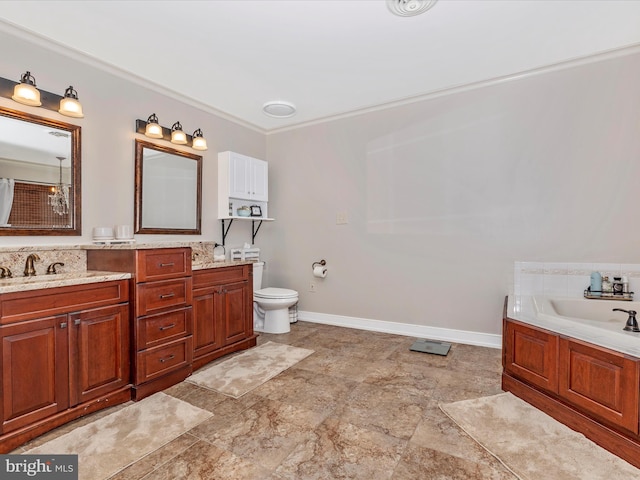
[387,0,438,17]
[262,101,296,118]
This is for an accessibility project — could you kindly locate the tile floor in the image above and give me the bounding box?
[20,321,513,479]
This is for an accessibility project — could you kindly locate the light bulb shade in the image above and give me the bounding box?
[144,113,163,138]
[192,128,208,150]
[171,121,187,144]
[58,86,84,118]
[12,71,41,106]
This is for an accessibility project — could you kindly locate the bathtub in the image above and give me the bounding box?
[508,294,640,357]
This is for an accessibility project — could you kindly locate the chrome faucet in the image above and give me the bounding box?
[24,253,40,277]
[46,262,65,275]
[0,266,12,278]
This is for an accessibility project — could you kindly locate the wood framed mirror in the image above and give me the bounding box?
[134,139,202,235]
[0,106,81,236]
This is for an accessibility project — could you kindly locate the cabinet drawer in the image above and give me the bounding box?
[136,278,192,317]
[193,265,249,289]
[136,248,191,282]
[0,280,129,325]
[136,307,192,349]
[135,336,192,384]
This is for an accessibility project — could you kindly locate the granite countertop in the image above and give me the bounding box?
[507,294,640,358]
[192,260,255,270]
[0,271,132,294]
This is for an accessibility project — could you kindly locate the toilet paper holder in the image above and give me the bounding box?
[312,259,326,269]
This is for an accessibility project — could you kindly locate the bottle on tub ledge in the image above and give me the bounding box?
[602,275,613,295]
[589,271,602,297]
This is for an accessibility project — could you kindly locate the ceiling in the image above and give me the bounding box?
[1,0,640,133]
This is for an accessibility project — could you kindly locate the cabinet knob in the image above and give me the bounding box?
[60,322,67,329]
[74,319,81,326]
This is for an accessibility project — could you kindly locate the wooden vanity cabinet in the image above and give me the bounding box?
[0,280,130,453]
[503,312,640,468]
[87,247,193,400]
[192,264,257,371]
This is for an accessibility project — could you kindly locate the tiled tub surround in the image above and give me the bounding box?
[514,261,640,298]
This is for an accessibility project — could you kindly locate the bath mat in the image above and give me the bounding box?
[25,392,212,480]
[187,341,314,398]
[410,339,451,356]
[440,392,639,479]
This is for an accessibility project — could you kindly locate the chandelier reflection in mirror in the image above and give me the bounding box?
[49,156,69,216]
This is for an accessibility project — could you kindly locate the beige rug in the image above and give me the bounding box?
[187,341,314,398]
[440,392,640,480]
[26,392,212,480]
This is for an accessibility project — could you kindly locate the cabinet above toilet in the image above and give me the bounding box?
[218,151,271,220]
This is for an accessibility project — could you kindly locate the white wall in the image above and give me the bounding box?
[0,26,265,248]
[3,24,640,339]
[261,49,640,336]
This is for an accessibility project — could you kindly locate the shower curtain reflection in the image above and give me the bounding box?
[0,178,14,226]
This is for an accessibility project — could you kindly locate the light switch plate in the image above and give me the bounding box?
[336,211,348,225]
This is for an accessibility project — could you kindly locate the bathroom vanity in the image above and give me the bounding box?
[0,243,257,452]
[502,297,640,468]
[0,277,131,453]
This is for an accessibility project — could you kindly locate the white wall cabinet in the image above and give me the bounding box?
[218,151,270,220]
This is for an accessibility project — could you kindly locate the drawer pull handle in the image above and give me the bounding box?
[159,262,175,267]
[159,293,176,299]
[159,354,175,363]
[159,323,176,331]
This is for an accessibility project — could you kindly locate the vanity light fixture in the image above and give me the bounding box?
[135,117,208,151]
[0,70,85,118]
[58,86,84,118]
[170,121,188,145]
[144,113,163,138]
[48,156,70,216]
[12,71,41,106]
[191,129,208,151]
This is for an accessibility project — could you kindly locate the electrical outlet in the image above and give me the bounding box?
[336,211,348,225]
[309,282,317,293]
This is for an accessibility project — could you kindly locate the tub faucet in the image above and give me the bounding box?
[46,262,65,275]
[613,308,640,333]
[24,253,40,277]
[0,266,12,278]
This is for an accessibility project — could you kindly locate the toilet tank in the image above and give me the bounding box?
[253,261,264,291]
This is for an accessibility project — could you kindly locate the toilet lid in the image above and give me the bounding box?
[255,287,298,299]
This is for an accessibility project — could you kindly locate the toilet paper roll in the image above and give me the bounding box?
[313,265,327,278]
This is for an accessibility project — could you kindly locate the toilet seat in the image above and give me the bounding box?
[255,287,298,299]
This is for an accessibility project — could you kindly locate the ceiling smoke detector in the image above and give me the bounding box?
[387,0,438,17]
[262,101,296,118]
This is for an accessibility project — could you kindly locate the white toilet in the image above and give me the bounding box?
[253,261,298,334]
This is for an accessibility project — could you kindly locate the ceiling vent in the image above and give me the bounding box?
[262,101,296,118]
[386,0,438,17]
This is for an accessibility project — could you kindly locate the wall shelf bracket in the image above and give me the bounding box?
[252,220,263,244]
[220,219,233,246]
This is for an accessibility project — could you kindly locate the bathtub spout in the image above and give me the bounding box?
[613,308,640,333]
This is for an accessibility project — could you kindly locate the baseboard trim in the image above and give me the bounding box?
[297,311,501,349]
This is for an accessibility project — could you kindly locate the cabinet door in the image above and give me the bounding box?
[504,320,559,394]
[193,288,223,359]
[558,338,639,433]
[250,158,268,201]
[0,315,69,434]
[222,281,250,346]
[69,304,130,406]
[229,153,251,200]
